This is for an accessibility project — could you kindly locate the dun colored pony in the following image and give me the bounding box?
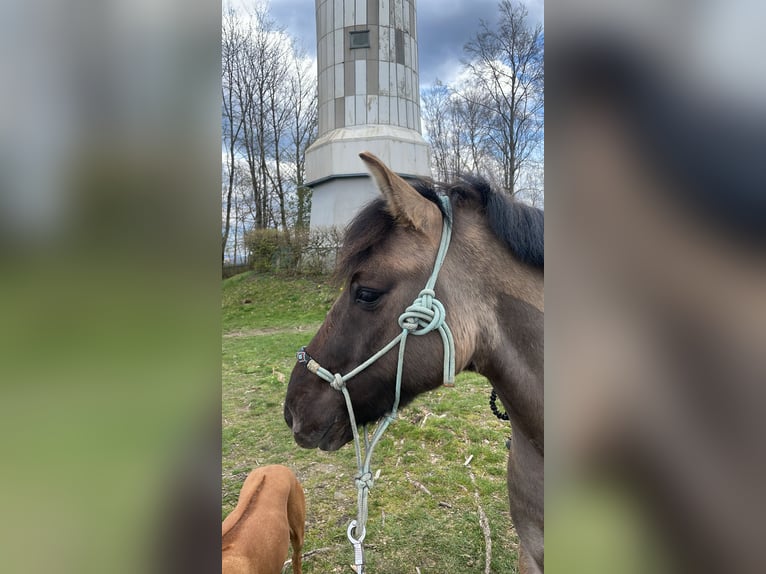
[222,465,306,574]
[284,153,543,572]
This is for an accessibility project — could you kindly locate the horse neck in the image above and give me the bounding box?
[478,287,544,449]
[447,217,544,447]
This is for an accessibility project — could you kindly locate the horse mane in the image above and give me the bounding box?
[419,177,544,269]
[336,176,543,281]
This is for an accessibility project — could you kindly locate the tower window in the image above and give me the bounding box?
[395,29,405,64]
[349,30,370,49]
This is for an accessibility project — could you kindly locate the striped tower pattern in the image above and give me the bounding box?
[306,0,431,229]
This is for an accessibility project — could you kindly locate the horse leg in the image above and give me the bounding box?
[519,546,543,574]
[507,429,544,573]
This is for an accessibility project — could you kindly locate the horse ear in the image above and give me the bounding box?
[359,151,440,233]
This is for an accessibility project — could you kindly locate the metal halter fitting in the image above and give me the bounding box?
[294,194,456,573]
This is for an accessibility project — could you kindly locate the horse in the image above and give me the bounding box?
[283,152,544,573]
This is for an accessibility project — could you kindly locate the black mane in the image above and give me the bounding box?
[415,177,544,269]
[337,177,544,280]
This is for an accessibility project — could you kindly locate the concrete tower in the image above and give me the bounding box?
[306,0,431,229]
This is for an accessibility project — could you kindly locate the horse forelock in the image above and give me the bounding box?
[334,188,445,281]
[335,198,396,283]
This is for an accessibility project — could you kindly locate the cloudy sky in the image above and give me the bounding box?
[268,0,544,87]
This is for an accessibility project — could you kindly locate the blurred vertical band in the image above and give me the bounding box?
[0,0,221,573]
[547,1,766,573]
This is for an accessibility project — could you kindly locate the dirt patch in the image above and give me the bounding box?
[223,324,321,338]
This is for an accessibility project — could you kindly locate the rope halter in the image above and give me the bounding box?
[295,194,455,573]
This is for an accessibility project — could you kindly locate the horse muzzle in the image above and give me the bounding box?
[284,402,353,451]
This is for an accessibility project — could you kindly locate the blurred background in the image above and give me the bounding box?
[1,0,764,572]
[0,0,221,572]
[547,0,766,572]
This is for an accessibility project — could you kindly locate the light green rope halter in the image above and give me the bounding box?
[296,194,456,573]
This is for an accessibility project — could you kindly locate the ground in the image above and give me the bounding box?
[222,272,519,572]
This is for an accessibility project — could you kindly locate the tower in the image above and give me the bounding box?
[306,0,431,229]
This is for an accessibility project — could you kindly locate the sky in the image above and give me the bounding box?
[268,0,544,88]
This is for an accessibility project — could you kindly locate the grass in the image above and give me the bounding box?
[223,272,519,573]
[222,271,338,332]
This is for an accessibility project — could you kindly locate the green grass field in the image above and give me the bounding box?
[222,272,519,573]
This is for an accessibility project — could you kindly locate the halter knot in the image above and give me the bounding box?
[355,471,374,492]
[330,373,345,391]
[398,289,446,335]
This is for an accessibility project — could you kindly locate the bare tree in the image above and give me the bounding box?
[264,35,293,232]
[240,6,283,230]
[421,80,453,180]
[463,0,544,197]
[221,7,247,263]
[221,4,320,267]
[454,83,495,176]
[422,80,495,182]
[421,81,474,180]
[420,2,543,204]
[284,51,317,231]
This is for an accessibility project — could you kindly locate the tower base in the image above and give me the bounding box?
[305,124,432,230]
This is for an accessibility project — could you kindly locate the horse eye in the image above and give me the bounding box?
[355,287,382,307]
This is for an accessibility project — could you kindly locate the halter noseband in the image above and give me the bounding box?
[294,194,456,573]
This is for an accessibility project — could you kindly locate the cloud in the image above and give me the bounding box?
[417,0,499,85]
[269,0,318,54]
[267,0,543,88]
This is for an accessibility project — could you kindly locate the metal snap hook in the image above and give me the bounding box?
[347,519,366,543]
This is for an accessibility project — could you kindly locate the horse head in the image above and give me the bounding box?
[283,153,460,450]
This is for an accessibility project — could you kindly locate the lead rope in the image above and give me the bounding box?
[297,195,455,573]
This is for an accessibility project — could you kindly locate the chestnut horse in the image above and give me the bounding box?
[284,153,543,572]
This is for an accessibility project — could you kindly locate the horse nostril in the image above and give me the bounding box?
[284,404,294,429]
[284,405,304,436]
